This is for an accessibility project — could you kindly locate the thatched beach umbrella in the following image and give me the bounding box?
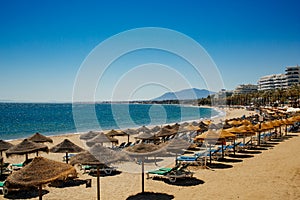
[79,131,100,141]
[135,132,155,141]
[106,129,127,144]
[27,132,53,143]
[236,125,256,145]
[151,126,161,132]
[0,140,13,156]
[194,129,225,164]
[125,143,164,193]
[6,157,76,200]
[219,130,236,158]
[77,144,131,200]
[50,139,84,164]
[183,124,202,132]
[70,151,104,200]
[107,129,128,137]
[123,128,138,143]
[227,120,242,127]
[137,126,151,133]
[6,139,49,161]
[156,127,177,139]
[86,132,117,147]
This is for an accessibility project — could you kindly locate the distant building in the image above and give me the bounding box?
[234,84,258,94]
[258,65,300,91]
[258,74,286,91]
[285,65,300,87]
[214,89,232,99]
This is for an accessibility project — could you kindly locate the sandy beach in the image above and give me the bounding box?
[2,107,300,200]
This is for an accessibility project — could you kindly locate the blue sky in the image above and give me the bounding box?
[0,0,299,102]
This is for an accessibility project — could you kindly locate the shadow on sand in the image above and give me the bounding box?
[49,179,87,188]
[207,162,233,169]
[217,158,243,163]
[126,192,174,200]
[238,150,262,154]
[162,177,205,186]
[88,170,122,177]
[228,154,254,159]
[249,146,268,151]
[4,188,49,199]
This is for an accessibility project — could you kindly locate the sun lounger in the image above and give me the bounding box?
[176,153,206,166]
[118,142,126,148]
[0,181,8,195]
[10,163,24,171]
[124,142,132,147]
[0,163,11,174]
[80,164,117,175]
[147,163,193,183]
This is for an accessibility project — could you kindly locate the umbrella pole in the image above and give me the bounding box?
[221,142,224,158]
[97,166,100,200]
[209,144,212,164]
[142,157,145,193]
[25,153,28,161]
[1,159,3,175]
[128,135,130,143]
[66,152,68,164]
[36,151,39,156]
[39,185,42,200]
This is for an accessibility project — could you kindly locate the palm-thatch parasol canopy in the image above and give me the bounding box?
[6,157,76,187]
[183,124,202,132]
[151,126,161,132]
[50,139,84,163]
[6,157,76,200]
[219,130,237,140]
[0,140,13,156]
[27,132,53,143]
[6,139,49,161]
[194,129,225,143]
[122,128,138,143]
[125,143,164,157]
[156,127,177,138]
[90,144,131,164]
[106,129,128,137]
[86,132,117,147]
[137,126,151,133]
[79,131,101,140]
[227,120,242,127]
[70,151,102,166]
[135,132,155,140]
[123,128,138,135]
[194,129,225,163]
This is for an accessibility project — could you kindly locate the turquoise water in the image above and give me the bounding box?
[0,103,220,140]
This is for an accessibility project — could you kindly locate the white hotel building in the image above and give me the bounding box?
[257,65,300,91]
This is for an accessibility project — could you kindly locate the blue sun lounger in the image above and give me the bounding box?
[147,163,193,183]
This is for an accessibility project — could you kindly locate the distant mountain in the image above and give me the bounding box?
[153,88,215,101]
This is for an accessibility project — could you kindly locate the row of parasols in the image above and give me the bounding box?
[0,114,299,199]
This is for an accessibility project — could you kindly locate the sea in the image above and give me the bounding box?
[0,103,222,141]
